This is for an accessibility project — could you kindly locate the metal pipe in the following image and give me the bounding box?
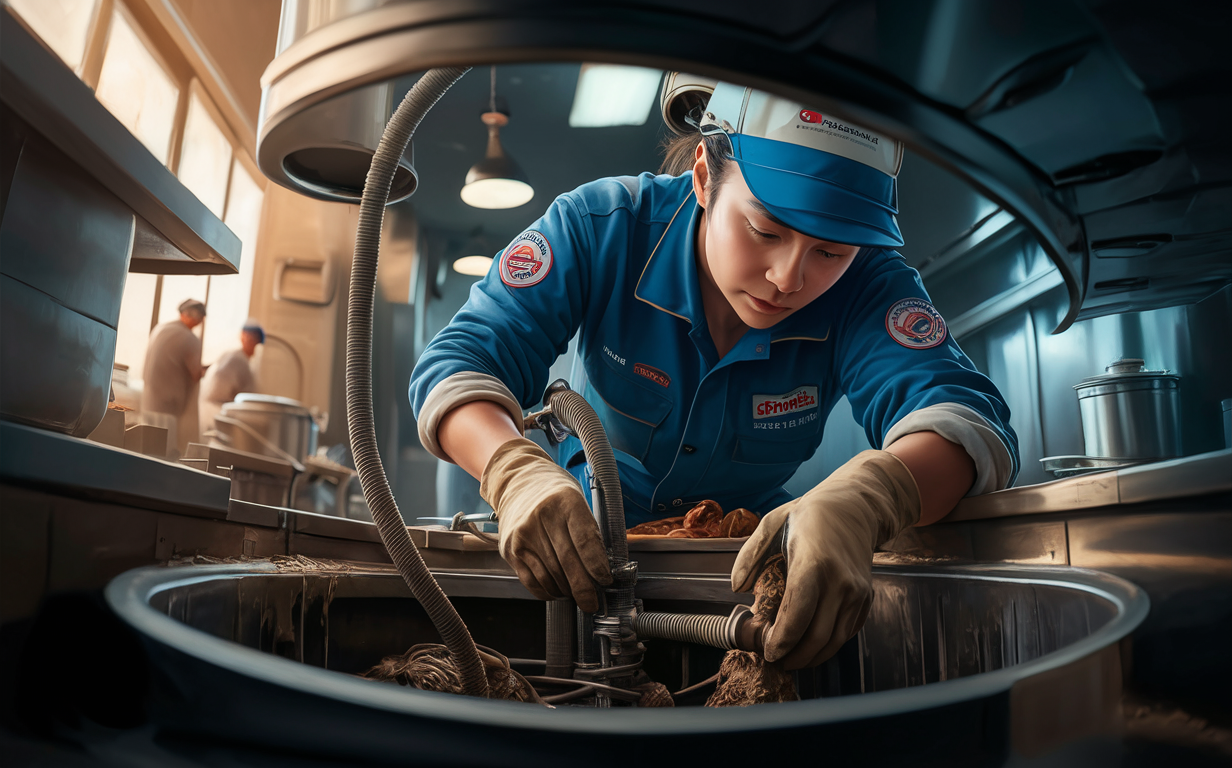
[545,598,575,678]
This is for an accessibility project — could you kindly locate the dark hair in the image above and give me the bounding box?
[659,131,734,204]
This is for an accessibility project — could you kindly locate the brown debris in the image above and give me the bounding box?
[629,501,762,539]
[666,528,712,538]
[362,643,545,705]
[719,508,760,538]
[683,500,723,533]
[269,555,356,573]
[627,516,685,536]
[634,681,675,708]
[706,554,798,707]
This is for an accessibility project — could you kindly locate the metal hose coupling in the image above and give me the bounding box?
[633,605,766,654]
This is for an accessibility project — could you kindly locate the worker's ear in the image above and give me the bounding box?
[692,141,709,208]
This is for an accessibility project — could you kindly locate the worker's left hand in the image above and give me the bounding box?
[731,450,921,669]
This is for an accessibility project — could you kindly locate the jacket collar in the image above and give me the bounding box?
[633,188,703,325]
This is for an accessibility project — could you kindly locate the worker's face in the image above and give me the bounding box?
[180,311,204,330]
[241,331,260,356]
[693,145,862,330]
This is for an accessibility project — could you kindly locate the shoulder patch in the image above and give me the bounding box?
[499,230,552,288]
[885,298,947,349]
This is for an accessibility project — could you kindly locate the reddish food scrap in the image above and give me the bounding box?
[627,516,684,536]
[719,508,759,538]
[683,500,723,534]
[665,528,712,538]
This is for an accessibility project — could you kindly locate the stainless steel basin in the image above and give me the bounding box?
[106,563,1148,767]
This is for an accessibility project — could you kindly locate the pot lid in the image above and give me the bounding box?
[1075,357,1178,388]
[234,393,306,409]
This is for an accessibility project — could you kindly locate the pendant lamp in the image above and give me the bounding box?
[460,66,534,209]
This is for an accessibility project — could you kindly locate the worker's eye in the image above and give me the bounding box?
[745,221,779,241]
[817,249,842,259]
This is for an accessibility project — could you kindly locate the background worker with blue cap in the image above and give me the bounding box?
[410,76,1018,669]
[199,319,264,436]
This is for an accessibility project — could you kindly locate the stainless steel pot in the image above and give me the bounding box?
[215,393,318,463]
[1073,358,1180,460]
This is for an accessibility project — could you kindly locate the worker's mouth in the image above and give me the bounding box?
[746,293,789,315]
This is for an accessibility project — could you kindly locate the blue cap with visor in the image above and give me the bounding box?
[241,319,265,344]
[699,83,904,248]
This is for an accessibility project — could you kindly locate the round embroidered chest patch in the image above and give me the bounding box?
[499,230,552,288]
[885,298,947,349]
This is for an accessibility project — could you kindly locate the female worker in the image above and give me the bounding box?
[410,79,1018,670]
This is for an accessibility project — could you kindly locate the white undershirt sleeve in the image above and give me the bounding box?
[417,372,524,462]
[882,402,1015,495]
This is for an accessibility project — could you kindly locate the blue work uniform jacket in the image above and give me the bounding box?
[410,172,1019,526]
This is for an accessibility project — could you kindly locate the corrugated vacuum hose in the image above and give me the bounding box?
[346,67,491,699]
[545,387,627,564]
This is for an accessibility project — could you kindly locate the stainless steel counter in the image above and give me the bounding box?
[946,448,1232,522]
[0,421,230,517]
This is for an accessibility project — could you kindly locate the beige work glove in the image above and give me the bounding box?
[731,450,920,669]
[480,437,612,612]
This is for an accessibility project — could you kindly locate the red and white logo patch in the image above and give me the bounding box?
[499,230,552,288]
[753,386,818,420]
[799,109,824,124]
[634,363,671,388]
[885,298,947,349]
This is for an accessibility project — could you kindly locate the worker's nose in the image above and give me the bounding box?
[765,247,807,294]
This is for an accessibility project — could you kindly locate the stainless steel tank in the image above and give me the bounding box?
[214,393,318,462]
[106,562,1148,766]
[1074,358,1181,459]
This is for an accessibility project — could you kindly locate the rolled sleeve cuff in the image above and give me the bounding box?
[417,372,524,462]
[883,403,1015,495]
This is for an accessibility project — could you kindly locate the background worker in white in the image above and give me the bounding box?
[411,81,1018,669]
[199,320,263,436]
[141,298,206,458]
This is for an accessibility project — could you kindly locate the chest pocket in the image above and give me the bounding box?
[585,361,673,464]
[732,386,824,466]
[732,433,819,466]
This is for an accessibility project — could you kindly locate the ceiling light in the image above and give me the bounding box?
[453,255,493,276]
[568,64,663,128]
[461,66,534,209]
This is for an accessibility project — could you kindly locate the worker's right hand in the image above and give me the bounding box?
[479,437,612,612]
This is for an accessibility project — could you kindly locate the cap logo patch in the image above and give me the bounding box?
[634,363,670,388]
[499,230,552,288]
[799,109,824,124]
[886,298,947,349]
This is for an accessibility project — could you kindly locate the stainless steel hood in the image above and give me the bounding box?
[256,0,1231,333]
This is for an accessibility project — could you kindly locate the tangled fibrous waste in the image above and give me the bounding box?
[363,643,545,705]
[362,551,795,708]
[269,554,356,572]
[706,553,799,706]
[633,681,674,707]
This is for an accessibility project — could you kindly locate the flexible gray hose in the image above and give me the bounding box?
[634,611,741,650]
[347,67,489,699]
[547,389,628,565]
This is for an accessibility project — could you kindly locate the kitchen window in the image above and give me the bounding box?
[93,4,180,165]
[4,0,99,73]
[5,0,269,391]
[177,85,234,218]
[202,159,264,366]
